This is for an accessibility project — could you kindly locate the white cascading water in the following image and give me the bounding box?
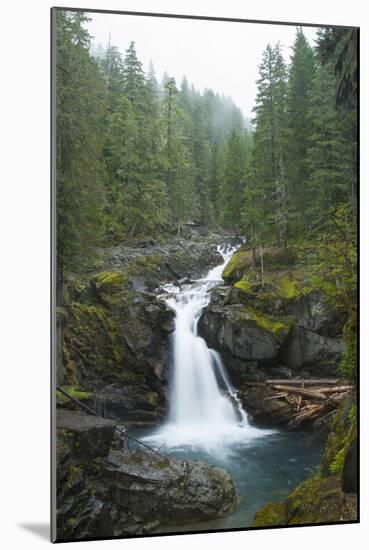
[144,244,270,451]
[166,245,246,428]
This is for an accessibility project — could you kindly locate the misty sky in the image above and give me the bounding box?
[86,11,320,119]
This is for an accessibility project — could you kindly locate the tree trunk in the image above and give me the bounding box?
[284,220,289,264]
[252,218,257,270]
[129,219,138,238]
[259,244,264,288]
[275,227,281,247]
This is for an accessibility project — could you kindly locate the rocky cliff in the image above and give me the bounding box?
[57,233,236,426]
[56,409,237,540]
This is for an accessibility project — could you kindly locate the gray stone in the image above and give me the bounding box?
[199,305,290,362]
[279,326,344,371]
[57,410,116,459]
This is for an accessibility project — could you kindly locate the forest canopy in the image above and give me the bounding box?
[56,12,357,281]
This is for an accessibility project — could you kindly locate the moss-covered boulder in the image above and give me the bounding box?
[253,474,355,527]
[222,246,296,285]
[198,303,292,363]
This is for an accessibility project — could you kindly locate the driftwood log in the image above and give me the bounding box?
[243,378,353,429]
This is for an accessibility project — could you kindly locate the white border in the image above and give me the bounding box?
[1,1,366,548]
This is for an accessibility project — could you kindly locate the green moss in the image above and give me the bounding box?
[330,415,357,474]
[56,385,92,405]
[284,472,358,525]
[66,462,82,491]
[233,277,253,294]
[222,248,252,282]
[277,276,300,300]
[92,271,125,288]
[62,342,78,386]
[144,391,159,407]
[252,502,286,527]
[65,302,124,372]
[241,306,292,337]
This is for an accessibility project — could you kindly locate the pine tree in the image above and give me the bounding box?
[220,129,249,227]
[100,42,124,113]
[251,43,289,248]
[56,11,107,275]
[162,77,198,228]
[306,62,349,226]
[286,28,316,231]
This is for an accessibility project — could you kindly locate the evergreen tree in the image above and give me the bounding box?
[105,42,168,238]
[251,43,289,248]
[162,77,198,228]
[56,11,107,276]
[220,129,249,227]
[306,62,349,225]
[100,42,124,113]
[286,28,316,231]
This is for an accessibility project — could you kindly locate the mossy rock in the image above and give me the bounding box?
[286,475,344,524]
[91,271,127,305]
[253,474,356,527]
[252,502,286,527]
[240,305,293,339]
[144,391,159,408]
[222,247,254,284]
[92,271,126,291]
[56,386,93,406]
[223,246,297,285]
[64,302,125,373]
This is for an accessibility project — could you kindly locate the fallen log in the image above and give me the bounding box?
[320,386,353,394]
[265,378,341,386]
[271,384,327,401]
[288,404,328,428]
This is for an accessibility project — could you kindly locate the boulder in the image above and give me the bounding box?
[104,450,237,531]
[57,410,116,459]
[198,304,292,363]
[56,411,238,540]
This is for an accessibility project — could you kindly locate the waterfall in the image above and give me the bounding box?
[144,243,269,450]
[164,245,244,428]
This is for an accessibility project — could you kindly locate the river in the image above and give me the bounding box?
[137,243,324,532]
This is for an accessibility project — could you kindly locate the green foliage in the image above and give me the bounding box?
[286,29,316,229]
[309,204,357,380]
[220,129,250,227]
[246,43,290,248]
[56,11,107,274]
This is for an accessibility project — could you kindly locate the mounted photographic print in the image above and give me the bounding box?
[51,7,359,543]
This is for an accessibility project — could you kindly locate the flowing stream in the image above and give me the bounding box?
[139,243,324,531]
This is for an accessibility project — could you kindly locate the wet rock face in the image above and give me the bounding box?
[59,232,234,426]
[56,413,237,541]
[279,327,344,373]
[198,304,291,363]
[199,282,343,378]
[105,451,237,532]
[57,410,116,459]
